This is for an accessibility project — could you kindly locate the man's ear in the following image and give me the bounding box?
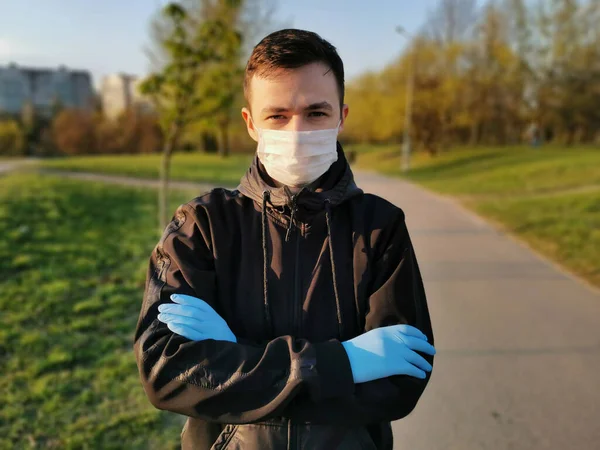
[339,104,349,133]
[241,107,258,142]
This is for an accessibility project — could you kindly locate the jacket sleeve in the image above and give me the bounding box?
[133,202,356,424]
[283,208,435,425]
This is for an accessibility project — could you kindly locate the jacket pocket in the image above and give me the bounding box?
[209,424,239,450]
[209,421,377,450]
[211,422,289,450]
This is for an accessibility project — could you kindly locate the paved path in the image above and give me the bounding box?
[36,168,217,193]
[353,171,600,450]
[31,166,600,449]
[0,158,39,175]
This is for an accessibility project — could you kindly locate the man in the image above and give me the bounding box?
[134,29,436,450]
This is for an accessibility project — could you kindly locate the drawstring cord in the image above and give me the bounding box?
[262,190,273,337]
[261,192,347,341]
[325,198,344,339]
[285,194,299,243]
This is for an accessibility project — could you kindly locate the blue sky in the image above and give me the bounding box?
[0,0,437,87]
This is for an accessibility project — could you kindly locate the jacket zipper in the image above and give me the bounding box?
[291,194,301,450]
[289,192,302,337]
[294,228,301,336]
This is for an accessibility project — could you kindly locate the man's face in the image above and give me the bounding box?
[242,62,349,141]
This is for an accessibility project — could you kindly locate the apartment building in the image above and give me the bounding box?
[0,63,94,117]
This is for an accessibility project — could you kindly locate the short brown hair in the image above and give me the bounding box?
[244,29,345,110]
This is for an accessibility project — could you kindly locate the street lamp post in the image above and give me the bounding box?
[396,26,414,173]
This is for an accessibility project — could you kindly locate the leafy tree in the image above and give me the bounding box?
[0,120,25,156]
[140,2,236,228]
[52,110,96,156]
[343,0,600,151]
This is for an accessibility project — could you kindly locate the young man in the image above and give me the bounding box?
[134,29,436,450]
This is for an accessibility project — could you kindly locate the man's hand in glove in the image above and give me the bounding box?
[157,294,237,343]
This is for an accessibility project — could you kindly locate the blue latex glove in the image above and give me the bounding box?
[157,294,237,343]
[341,324,435,384]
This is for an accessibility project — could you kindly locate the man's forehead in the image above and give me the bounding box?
[254,62,333,81]
[251,69,334,89]
[249,64,338,109]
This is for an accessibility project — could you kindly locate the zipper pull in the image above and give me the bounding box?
[285,193,300,243]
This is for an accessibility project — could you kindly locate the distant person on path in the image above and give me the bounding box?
[527,122,541,147]
[133,29,436,450]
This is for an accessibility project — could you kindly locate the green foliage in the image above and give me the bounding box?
[0,174,196,449]
[140,2,241,133]
[52,110,97,156]
[43,107,164,156]
[142,0,250,160]
[0,120,26,156]
[343,0,600,149]
[20,100,48,157]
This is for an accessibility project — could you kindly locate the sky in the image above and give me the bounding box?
[0,0,439,87]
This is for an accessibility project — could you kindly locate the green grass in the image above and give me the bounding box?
[352,145,600,195]
[352,144,600,287]
[475,191,600,286]
[38,153,253,187]
[0,174,200,449]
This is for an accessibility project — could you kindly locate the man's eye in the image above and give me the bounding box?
[267,115,286,120]
[308,112,327,117]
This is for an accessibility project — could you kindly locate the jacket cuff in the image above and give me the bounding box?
[306,339,356,401]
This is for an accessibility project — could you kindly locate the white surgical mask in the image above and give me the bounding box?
[253,119,341,187]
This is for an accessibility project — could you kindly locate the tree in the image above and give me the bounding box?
[95,119,123,155]
[146,0,281,157]
[194,0,244,158]
[424,0,478,44]
[468,3,519,144]
[0,120,25,156]
[114,109,163,154]
[21,100,41,156]
[140,2,238,229]
[340,0,600,150]
[52,110,97,156]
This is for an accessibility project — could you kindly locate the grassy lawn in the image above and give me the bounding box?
[475,192,600,286]
[351,144,600,287]
[0,173,199,449]
[351,144,600,195]
[38,153,253,187]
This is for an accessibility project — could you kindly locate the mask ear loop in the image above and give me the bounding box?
[250,116,264,153]
[249,115,263,136]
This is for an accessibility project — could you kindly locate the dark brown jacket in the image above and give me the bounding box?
[133,144,435,450]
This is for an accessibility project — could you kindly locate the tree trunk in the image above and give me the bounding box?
[469,121,479,146]
[218,120,230,158]
[159,122,180,231]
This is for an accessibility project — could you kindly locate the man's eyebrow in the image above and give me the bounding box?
[260,102,333,114]
[261,106,290,114]
[305,102,333,111]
